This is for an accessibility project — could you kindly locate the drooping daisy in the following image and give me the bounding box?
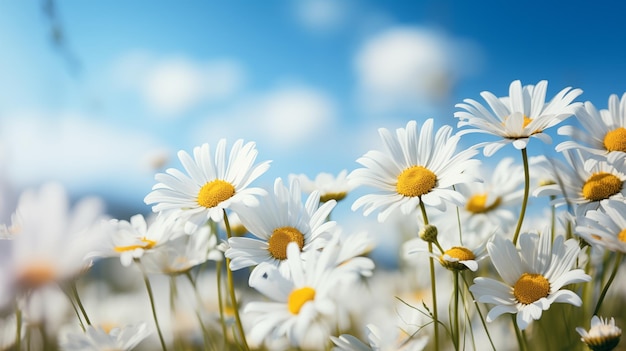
[454,80,582,156]
[533,149,626,216]
[331,323,428,351]
[225,177,337,274]
[349,119,480,222]
[289,170,353,203]
[141,222,223,275]
[60,322,151,351]
[244,243,369,351]
[454,157,525,239]
[576,315,622,351]
[469,232,590,330]
[98,213,182,267]
[558,93,626,163]
[575,200,626,253]
[144,139,271,232]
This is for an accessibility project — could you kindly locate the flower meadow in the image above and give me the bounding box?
[2,80,626,351]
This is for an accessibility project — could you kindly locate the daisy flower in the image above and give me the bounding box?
[348,119,480,222]
[244,243,367,350]
[575,200,626,253]
[533,149,626,216]
[289,170,353,203]
[144,139,271,232]
[454,80,582,156]
[454,157,525,238]
[60,322,151,351]
[0,183,109,299]
[558,93,626,162]
[576,315,622,351]
[469,232,591,330]
[99,214,182,267]
[225,177,337,273]
[331,323,428,351]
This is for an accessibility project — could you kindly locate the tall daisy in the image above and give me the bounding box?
[225,177,337,274]
[533,149,626,216]
[557,93,626,162]
[144,139,271,232]
[454,80,582,156]
[348,119,480,222]
[469,232,590,330]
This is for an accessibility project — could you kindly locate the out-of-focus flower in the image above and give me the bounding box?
[60,322,151,351]
[289,170,352,203]
[454,80,582,156]
[144,139,271,232]
[331,323,428,351]
[349,119,480,222]
[575,200,626,253]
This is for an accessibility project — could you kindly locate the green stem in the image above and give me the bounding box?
[593,252,623,315]
[185,271,212,351]
[223,211,250,351]
[136,259,168,351]
[460,274,496,351]
[512,315,527,351]
[512,147,530,246]
[215,260,229,346]
[15,305,21,351]
[71,281,91,326]
[453,271,460,350]
[419,201,439,351]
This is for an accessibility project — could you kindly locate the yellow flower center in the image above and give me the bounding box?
[513,273,550,305]
[114,238,157,252]
[396,166,437,197]
[288,286,316,314]
[197,179,235,208]
[16,261,56,289]
[465,193,502,214]
[440,246,475,271]
[320,192,347,203]
[618,229,626,243]
[604,127,626,152]
[268,226,305,260]
[582,172,622,201]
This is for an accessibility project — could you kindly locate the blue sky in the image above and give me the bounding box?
[1,0,626,219]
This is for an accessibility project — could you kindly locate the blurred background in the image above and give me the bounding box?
[1,0,626,221]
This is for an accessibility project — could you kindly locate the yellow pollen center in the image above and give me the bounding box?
[396,166,437,197]
[465,193,502,214]
[522,116,533,128]
[582,172,622,201]
[197,180,235,208]
[17,262,56,289]
[268,226,305,260]
[114,238,157,252]
[443,246,475,261]
[618,229,626,243]
[513,273,550,305]
[604,127,626,152]
[288,286,316,314]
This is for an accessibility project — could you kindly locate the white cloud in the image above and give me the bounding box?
[192,84,337,152]
[0,111,168,198]
[354,27,482,114]
[293,0,350,32]
[112,53,245,117]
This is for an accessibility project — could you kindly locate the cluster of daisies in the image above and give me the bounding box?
[0,80,625,351]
